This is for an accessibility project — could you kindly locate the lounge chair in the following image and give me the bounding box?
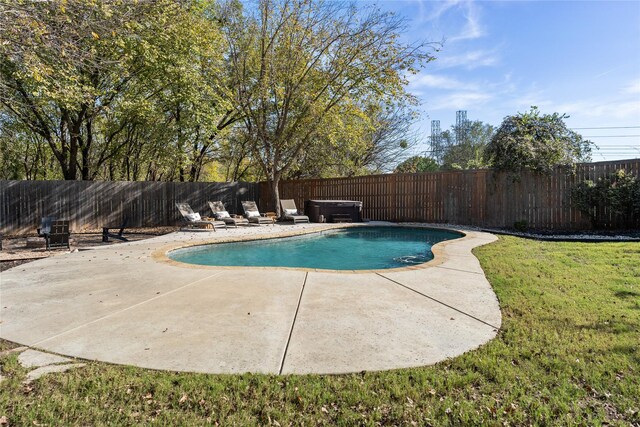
[241,201,275,225]
[176,203,226,231]
[280,199,310,224]
[38,217,70,250]
[208,201,249,228]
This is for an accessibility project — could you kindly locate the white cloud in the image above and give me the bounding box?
[425,0,463,21]
[549,99,640,121]
[408,74,477,91]
[449,1,485,41]
[503,86,640,124]
[408,72,516,116]
[427,91,493,111]
[435,49,499,69]
[511,91,550,111]
[622,78,640,94]
[416,0,485,41]
[593,65,624,79]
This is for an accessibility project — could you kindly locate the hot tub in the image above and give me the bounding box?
[304,200,363,223]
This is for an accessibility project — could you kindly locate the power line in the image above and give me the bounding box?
[572,126,640,130]
[584,135,640,138]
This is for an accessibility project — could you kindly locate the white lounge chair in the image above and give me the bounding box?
[208,201,249,228]
[241,201,275,225]
[280,199,310,224]
[176,203,226,231]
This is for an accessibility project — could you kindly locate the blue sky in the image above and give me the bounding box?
[376,0,640,161]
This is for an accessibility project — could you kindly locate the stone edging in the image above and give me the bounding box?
[151,223,471,275]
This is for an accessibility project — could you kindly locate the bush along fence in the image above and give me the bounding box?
[260,159,640,231]
[1,159,638,234]
[0,180,260,234]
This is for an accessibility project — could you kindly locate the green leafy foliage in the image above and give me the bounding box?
[484,107,593,176]
[0,0,433,183]
[440,120,495,170]
[286,103,419,179]
[571,169,640,228]
[221,0,434,211]
[513,220,528,231]
[0,0,229,181]
[0,115,59,180]
[394,156,439,173]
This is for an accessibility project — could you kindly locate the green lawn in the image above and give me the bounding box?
[1,236,639,425]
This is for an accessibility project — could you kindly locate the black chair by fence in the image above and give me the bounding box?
[37,216,56,240]
[38,217,70,250]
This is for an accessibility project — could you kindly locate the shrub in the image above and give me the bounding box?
[571,169,640,228]
[394,156,439,173]
[513,220,528,232]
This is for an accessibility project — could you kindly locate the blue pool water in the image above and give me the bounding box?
[169,226,463,270]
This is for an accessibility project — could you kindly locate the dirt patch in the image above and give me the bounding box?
[0,227,176,272]
[0,259,35,273]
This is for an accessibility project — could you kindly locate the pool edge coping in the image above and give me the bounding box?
[150,223,486,274]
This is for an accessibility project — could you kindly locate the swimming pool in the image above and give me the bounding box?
[168,226,463,270]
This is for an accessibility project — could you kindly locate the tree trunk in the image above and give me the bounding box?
[81,117,93,180]
[67,120,80,180]
[269,175,281,217]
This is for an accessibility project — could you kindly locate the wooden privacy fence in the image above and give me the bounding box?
[2,159,638,234]
[0,180,259,234]
[261,159,640,230]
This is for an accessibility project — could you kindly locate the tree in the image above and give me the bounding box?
[346,104,419,175]
[394,156,439,173]
[484,107,592,175]
[285,103,419,179]
[213,129,265,182]
[0,112,57,179]
[440,120,494,170]
[222,0,433,214]
[1,0,152,179]
[0,0,229,181]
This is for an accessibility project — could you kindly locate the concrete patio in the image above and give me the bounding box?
[0,223,500,375]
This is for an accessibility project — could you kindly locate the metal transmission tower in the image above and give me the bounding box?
[430,120,443,164]
[455,110,469,145]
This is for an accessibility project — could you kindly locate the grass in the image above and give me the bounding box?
[1,236,638,425]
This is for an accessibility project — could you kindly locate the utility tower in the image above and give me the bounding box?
[455,110,469,145]
[430,120,442,164]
